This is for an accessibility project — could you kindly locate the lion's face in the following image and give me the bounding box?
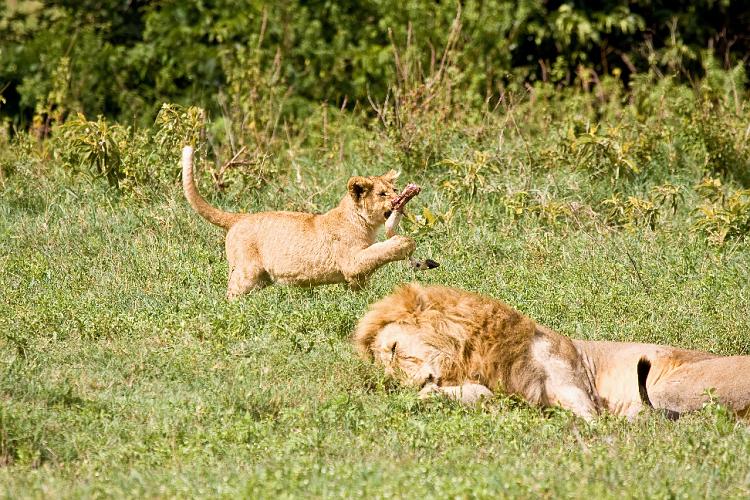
[347,170,400,226]
[372,324,443,388]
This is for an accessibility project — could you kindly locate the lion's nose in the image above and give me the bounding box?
[418,373,437,390]
[411,362,440,389]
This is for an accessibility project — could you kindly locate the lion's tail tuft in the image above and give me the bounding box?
[637,357,652,407]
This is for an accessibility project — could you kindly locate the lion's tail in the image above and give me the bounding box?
[182,146,243,229]
[637,358,653,407]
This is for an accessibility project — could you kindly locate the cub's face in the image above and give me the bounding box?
[347,170,400,226]
[372,324,443,388]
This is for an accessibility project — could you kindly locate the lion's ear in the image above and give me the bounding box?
[348,176,374,201]
[382,169,400,181]
[397,283,430,314]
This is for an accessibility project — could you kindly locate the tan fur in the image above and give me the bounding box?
[182,146,415,298]
[574,340,750,418]
[354,284,750,421]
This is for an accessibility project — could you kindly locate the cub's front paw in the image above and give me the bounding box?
[390,235,416,259]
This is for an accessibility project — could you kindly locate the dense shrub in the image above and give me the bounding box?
[2,1,750,245]
[2,0,750,127]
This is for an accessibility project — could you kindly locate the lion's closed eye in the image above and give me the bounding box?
[390,342,398,361]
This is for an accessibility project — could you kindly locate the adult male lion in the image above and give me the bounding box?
[353,284,750,420]
[182,146,415,298]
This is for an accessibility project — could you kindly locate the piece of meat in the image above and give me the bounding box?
[385,183,421,238]
[391,183,421,211]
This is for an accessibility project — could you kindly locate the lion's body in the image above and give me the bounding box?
[354,284,750,420]
[182,146,415,298]
[576,340,750,418]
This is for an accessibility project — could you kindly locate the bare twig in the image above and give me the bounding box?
[625,249,651,292]
[367,88,391,129]
[436,5,462,84]
[211,146,249,189]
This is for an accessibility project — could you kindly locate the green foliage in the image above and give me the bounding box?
[152,103,206,156]
[501,189,579,227]
[367,10,472,171]
[570,125,640,179]
[57,113,126,188]
[693,178,750,246]
[692,106,750,186]
[54,104,205,191]
[2,58,747,249]
[2,0,750,127]
[440,150,499,200]
[598,184,683,231]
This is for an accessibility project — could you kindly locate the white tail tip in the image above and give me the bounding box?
[182,145,194,164]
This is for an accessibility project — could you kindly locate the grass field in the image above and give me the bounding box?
[2,122,750,499]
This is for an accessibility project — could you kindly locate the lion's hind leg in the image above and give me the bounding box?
[641,355,750,417]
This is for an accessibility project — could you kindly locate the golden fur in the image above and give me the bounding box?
[354,283,599,419]
[354,284,750,420]
[182,146,415,298]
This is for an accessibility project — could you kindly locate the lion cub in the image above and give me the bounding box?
[182,146,415,298]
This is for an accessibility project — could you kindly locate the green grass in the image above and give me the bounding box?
[2,148,750,499]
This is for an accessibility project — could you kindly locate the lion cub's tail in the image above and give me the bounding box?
[182,146,243,229]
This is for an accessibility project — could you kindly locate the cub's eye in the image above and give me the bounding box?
[379,191,388,197]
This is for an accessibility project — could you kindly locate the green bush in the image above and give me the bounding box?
[2,2,750,247]
[693,178,750,245]
[2,0,750,127]
[54,104,205,191]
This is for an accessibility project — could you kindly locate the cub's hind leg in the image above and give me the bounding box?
[226,262,270,299]
[225,239,271,299]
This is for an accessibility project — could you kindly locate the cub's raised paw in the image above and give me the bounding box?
[390,235,416,259]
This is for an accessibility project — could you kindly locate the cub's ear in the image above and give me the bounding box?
[382,169,400,181]
[348,176,374,201]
